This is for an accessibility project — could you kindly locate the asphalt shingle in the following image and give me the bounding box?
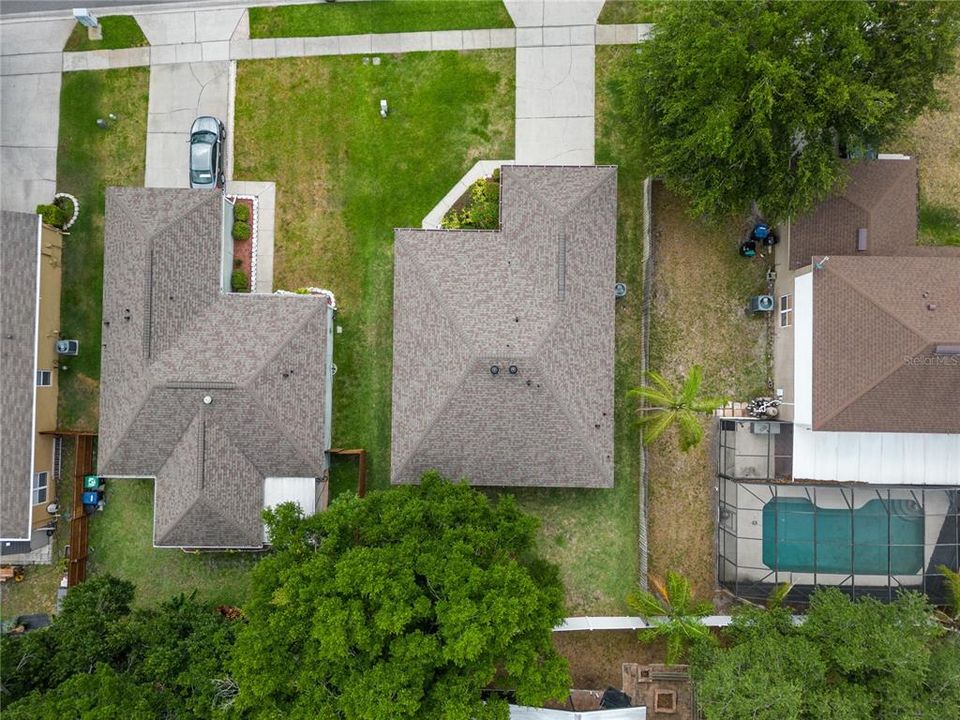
[99,188,332,548]
[391,166,617,488]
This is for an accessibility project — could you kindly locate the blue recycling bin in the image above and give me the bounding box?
[82,491,100,506]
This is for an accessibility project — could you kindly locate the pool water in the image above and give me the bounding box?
[762,497,924,575]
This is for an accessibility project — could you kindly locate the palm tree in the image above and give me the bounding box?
[766,581,794,610]
[627,571,714,665]
[628,365,727,451]
[937,565,960,626]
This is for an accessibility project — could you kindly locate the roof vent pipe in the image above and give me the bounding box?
[490,365,500,375]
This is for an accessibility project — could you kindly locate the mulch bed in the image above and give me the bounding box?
[231,198,254,288]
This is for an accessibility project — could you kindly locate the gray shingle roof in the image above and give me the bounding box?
[1,211,40,541]
[812,256,960,433]
[391,166,617,488]
[99,188,331,548]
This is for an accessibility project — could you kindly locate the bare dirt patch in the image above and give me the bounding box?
[554,630,666,689]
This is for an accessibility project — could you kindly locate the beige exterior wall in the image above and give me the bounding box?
[772,223,803,422]
[31,224,62,528]
[31,434,56,528]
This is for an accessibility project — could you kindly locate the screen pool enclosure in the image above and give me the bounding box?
[718,479,959,605]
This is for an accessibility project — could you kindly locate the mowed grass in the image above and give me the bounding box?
[56,68,149,430]
[597,0,670,24]
[597,47,770,602]
[896,49,960,245]
[87,480,258,608]
[63,16,149,52]
[234,51,514,493]
[250,0,513,38]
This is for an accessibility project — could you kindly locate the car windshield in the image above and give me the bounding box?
[192,131,217,144]
[191,169,213,184]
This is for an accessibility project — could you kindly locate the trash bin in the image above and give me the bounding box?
[83,475,100,490]
[81,491,99,506]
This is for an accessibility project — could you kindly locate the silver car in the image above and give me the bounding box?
[189,116,225,189]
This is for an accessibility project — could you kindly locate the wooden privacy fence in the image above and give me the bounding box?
[67,433,96,587]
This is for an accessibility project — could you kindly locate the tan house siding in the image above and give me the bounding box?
[35,225,62,432]
[31,224,62,530]
[30,434,56,528]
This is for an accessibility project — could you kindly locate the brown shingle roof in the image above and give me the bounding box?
[391,166,617,488]
[812,256,960,433]
[789,158,960,270]
[0,211,40,541]
[99,188,331,548]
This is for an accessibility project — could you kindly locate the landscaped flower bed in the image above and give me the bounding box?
[441,171,500,230]
[230,198,254,292]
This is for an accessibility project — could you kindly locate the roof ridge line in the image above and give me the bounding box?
[242,383,320,473]
[140,193,223,360]
[863,158,914,215]
[530,322,610,481]
[398,240,476,354]
[814,263,929,428]
[392,361,476,483]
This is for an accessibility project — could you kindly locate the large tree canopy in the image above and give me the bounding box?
[231,472,570,720]
[626,0,960,222]
[1,575,238,718]
[693,588,960,720]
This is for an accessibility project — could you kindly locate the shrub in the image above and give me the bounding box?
[232,221,250,242]
[233,202,250,223]
[440,176,500,230]
[234,257,242,268]
[231,270,249,293]
[36,203,67,228]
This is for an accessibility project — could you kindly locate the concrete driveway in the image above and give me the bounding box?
[145,61,229,188]
[0,17,73,212]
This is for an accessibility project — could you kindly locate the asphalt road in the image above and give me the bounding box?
[1,0,169,15]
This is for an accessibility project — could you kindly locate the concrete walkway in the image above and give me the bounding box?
[506,0,604,164]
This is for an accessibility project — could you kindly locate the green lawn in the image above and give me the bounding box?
[56,68,149,431]
[597,0,669,24]
[63,16,149,52]
[250,0,513,38]
[920,201,960,245]
[235,50,514,493]
[86,480,258,607]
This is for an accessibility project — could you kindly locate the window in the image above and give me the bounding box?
[32,471,48,505]
[36,369,52,386]
[779,294,793,328]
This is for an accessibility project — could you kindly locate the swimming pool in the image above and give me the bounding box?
[762,497,924,575]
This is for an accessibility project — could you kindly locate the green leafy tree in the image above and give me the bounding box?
[231,472,570,720]
[694,589,960,720]
[1,576,237,718]
[2,664,160,719]
[628,365,726,451]
[626,571,713,664]
[624,1,960,222]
